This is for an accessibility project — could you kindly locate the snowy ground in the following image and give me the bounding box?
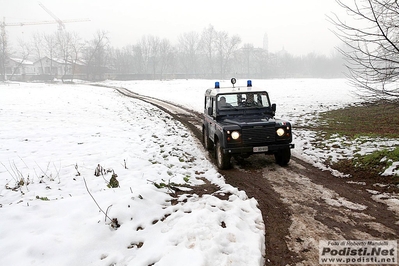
[1,79,398,266]
[0,83,263,266]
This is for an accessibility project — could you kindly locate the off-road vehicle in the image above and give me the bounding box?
[202,78,294,169]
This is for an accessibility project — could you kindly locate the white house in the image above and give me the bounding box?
[33,56,71,76]
[5,58,35,79]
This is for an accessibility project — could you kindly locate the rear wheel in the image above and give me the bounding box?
[203,127,212,150]
[215,140,231,169]
[274,148,291,166]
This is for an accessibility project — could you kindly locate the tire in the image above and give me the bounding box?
[274,148,291,166]
[203,127,213,150]
[215,140,231,169]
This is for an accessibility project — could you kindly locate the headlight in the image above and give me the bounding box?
[231,131,240,140]
[276,128,285,137]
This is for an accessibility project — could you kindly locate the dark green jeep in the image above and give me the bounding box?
[202,78,294,169]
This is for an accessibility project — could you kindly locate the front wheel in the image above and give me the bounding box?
[215,140,231,169]
[274,148,291,166]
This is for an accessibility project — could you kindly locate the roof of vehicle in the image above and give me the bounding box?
[205,80,268,97]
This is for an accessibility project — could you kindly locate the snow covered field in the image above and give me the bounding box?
[1,79,398,266]
[0,83,263,266]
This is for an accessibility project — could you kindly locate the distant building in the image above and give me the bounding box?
[5,58,35,80]
[4,56,88,81]
[33,56,72,76]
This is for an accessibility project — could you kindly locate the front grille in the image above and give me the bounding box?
[242,126,275,145]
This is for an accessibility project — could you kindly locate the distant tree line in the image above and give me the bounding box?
[1,24,345,81]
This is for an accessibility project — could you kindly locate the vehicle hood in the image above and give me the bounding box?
[221,116,276,127]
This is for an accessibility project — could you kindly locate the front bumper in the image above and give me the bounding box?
[223,143,295,154]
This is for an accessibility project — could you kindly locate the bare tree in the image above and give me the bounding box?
[236,43,255,76]
[84,30,109,81]
[69,32,84,81]
[159,38,174,79]
[43,33,57,77]
[329,0,399,100]
[110,46,134,75]
[178,31,201,78]
[132,43,146,75]
[253,48,269,78]
[9,40,30,81]
[133,35,161,79]
[32,32,45,75]
[200,25,217,78]
[55,30,74,82]
[148,35,160,79]
[215,31,241,79]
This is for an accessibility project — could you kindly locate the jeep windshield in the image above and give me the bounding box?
[217,92,271,110]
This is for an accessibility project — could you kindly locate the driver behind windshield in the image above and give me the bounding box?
[218,96,232,108]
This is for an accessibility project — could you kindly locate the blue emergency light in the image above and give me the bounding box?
[247,80,252,87]
[215,81,220,88]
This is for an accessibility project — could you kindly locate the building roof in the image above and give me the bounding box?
[9,58,34,65]
[33,56,87,66]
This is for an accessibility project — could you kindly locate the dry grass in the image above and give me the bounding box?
[309,101,399,182]
[317,101,399,139]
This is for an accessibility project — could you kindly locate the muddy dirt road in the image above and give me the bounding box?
[113,86,399,265]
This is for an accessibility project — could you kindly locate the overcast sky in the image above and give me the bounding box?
[2,0,346,56]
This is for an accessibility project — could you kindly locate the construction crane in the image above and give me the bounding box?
[1,2,89,37]
[38,2,90,32]
[1,2,90,42]
[38,2,65,31]
[2,18,52,36]
[1,16,90,44]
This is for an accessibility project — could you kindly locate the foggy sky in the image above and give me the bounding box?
[2,0,345,56]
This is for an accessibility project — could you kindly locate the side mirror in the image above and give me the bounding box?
[207,107,213,116]
[272,103,276,112]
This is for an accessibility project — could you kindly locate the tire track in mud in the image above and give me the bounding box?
[108,85,399,265]
[218,158,301,265]
[262,158,399,265]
